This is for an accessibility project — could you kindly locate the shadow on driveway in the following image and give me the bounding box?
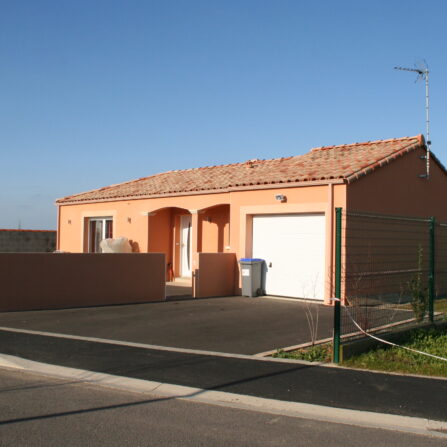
[0,297,333,355]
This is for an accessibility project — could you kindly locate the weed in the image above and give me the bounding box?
[408,246,428,322]
[274,344,332,362]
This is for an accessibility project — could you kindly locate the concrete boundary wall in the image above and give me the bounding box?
[194,253,237,298]
[0,253,165,312]
[0,230,56,253]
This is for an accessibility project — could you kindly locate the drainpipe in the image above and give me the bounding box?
[327,183,334,304]
[56,204,61,251]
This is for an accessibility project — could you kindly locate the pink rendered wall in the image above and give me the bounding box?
[0,253,165,311]
[58,201,151,253]
[148,208,172,258]
[194,252,237,298]
[200,205,230,253]
[58,184,347,300]
[58,184,345,260]
[58,195,231,254]
[347,148,447,220]
[343,149,447,303]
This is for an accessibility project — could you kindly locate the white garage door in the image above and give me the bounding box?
[252,214,326,300]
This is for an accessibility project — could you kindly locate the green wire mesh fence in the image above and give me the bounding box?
[436,223,447,298]
[337,210,446,346]
[435,223,447,318]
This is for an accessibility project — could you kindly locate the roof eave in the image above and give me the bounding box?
[56,178,346,206]
[344,139,423,184]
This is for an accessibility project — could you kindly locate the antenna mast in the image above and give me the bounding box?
[394,63,431,179]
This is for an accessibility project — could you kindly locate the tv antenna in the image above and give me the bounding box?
[394,60,431,179]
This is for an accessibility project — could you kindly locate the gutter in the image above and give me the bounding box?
[55,179,346,206]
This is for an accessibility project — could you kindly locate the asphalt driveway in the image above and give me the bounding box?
[0,297,334,355]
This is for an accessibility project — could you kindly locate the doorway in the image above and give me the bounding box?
[180,214,192,278]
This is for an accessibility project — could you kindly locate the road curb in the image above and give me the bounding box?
[1,353,446,439]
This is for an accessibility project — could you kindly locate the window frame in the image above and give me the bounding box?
[88,217,113,253]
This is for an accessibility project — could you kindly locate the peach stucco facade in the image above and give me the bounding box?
[347,145,447,221]
[57,141,447,304]
[58,181,347,303]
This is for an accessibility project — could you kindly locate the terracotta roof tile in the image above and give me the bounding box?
[57,135,426,204]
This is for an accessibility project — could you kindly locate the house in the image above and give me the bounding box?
[56,135,447,304]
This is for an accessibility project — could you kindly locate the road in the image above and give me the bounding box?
[1,328,446,422]
[0,368,445,447]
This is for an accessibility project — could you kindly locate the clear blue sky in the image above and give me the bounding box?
[1,0,446,229]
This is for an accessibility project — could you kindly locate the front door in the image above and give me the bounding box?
[180,215,192,277]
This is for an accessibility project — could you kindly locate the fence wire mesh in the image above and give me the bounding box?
[435,223,447,319]
[339,211,445,342]
[436,224,447,298]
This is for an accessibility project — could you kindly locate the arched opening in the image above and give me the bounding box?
[197,204,230,253]
[147,207,192,298]
[147,203,231,300]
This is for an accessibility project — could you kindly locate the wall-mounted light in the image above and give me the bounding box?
[127,217,132,223]
[275,194,287,203]
[207,216,212,223]
[68,219,72,224]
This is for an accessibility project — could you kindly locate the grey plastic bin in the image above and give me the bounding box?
[239,258,264,297]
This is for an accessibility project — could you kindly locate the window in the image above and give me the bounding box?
[88,217,113,253]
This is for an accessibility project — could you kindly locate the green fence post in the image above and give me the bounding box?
[429,217,435,323]
[333,207,342,363]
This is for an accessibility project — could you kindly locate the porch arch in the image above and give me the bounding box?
[196,204,230,253]
[146,203,231,292]
[147,206,191,280]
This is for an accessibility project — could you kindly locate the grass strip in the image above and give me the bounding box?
[273,326,447,378]
[342,327,447,377]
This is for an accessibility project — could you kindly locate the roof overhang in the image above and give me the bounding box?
[55,178,346,206]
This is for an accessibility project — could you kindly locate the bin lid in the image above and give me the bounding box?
[239,258,264,262]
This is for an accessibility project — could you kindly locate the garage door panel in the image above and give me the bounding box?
[252,214,325,300]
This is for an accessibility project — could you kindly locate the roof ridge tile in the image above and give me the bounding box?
[309,135,418,152]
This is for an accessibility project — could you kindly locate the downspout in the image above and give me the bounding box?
[56,204,61,251]
[326,183,334,304]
